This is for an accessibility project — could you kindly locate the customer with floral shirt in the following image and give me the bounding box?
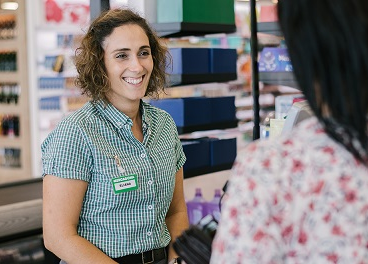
[210,0,368,263]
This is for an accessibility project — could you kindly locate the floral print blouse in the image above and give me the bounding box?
[210,117,368,264]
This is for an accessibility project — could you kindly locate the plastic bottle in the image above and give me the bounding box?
[186,188,206,225]
[204,189,222,222]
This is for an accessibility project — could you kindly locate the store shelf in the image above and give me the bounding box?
[0,178,42,206]
[0,137,22,148]
[37,48,76,57]
[0,72,19,82]
[259,71,299,89]
[36,24,84,34]
[0,104,21,114]
[0,0,32,183]
[168,73,237,86]
[0,39,18,51]
[257,22,282,37]
[177,120,238,135]
[152,22,236,38]
[0,168,31,185]
[37,72,77,79]
[0,178,42,242]
[184,163,233,179]
[38,88,65,98]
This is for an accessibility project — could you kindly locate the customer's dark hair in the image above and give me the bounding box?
[278,0,368,162]
[74,8,170,102]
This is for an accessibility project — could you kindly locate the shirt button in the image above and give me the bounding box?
[148,205,153,210]
[140,153,146,158]
[147,180,153,185]
[147,231,152,236]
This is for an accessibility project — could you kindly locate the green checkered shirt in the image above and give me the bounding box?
[42,100,186,258]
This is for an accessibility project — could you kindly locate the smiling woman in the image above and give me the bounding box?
[102,24,154,111]
[41,8,189,264]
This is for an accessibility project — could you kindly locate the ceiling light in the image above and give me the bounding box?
[1,1,18,10]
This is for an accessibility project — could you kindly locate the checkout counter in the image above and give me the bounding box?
[0,178,59,263]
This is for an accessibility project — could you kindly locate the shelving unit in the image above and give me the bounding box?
[259,71,298,88]
[249,3,302,140]
[177,120,238,135]
[257,21,282,37]
[153,21,239,177]
[152,22,236,38]
[257,21,299,88]
[154,22,238,87]
[168,73,237,87]
[33,30,87,175]
[0,0,32,184]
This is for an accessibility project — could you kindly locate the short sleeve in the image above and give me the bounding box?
[41,119,93,182]
[174,133,186,172]
[169,114,186,172]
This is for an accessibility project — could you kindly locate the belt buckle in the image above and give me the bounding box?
[142,250,154,264]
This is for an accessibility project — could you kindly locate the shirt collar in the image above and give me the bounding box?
[94,99,150,130]
[140,100,150,130]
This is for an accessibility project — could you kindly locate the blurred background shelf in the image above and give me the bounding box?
[152,22,236,38]
[259,71,299,89]
[168,73,237,86]
[257,21,282,36]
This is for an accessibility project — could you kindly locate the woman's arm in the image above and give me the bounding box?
[43,175,117,264]
[165,167,189,261]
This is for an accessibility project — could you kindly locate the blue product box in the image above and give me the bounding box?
[39,77,65,89]
[57,34,74,48]
[258,47,293,72]
[209,96,236,123]
[181,140,210,171]
[44,55,58,70]
[168,48,210,74]
[207,138,237,166]
[39,96,61,110]
[209,48,237,73]
[150,97,211,127]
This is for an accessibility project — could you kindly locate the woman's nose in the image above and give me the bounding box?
[128,56,144,72]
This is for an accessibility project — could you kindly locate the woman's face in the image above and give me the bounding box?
[103,24,153,107]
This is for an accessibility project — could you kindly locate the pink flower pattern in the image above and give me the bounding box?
[210,117,368,264]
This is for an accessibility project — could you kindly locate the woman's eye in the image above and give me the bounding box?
[139,50,150,57]
[116,53,127,59]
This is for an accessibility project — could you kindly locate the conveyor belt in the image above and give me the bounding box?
[0,178,43,242]
[0,178,42,206]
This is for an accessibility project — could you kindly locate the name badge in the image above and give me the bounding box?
[112,174,138,194]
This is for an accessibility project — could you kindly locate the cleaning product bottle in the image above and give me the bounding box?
[186,188,206,225]
[204,189,222,222]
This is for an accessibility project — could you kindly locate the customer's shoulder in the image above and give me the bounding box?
[238,118,319,161]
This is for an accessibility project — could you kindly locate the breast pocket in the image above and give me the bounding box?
[89,154,141,207]
[93,155,115,175]
[151,147,177,191]
[93,155,139,180]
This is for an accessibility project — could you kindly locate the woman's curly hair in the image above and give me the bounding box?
[74,8,170,103]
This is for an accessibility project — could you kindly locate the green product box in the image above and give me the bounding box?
[157,0,234,25]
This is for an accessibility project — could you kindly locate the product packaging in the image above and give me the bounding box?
[186,188,206,225]
[204,189,222,222]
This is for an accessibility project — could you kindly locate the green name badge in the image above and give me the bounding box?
[112,174,138,194]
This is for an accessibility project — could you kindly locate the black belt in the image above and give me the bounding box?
[112,247,167,264]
